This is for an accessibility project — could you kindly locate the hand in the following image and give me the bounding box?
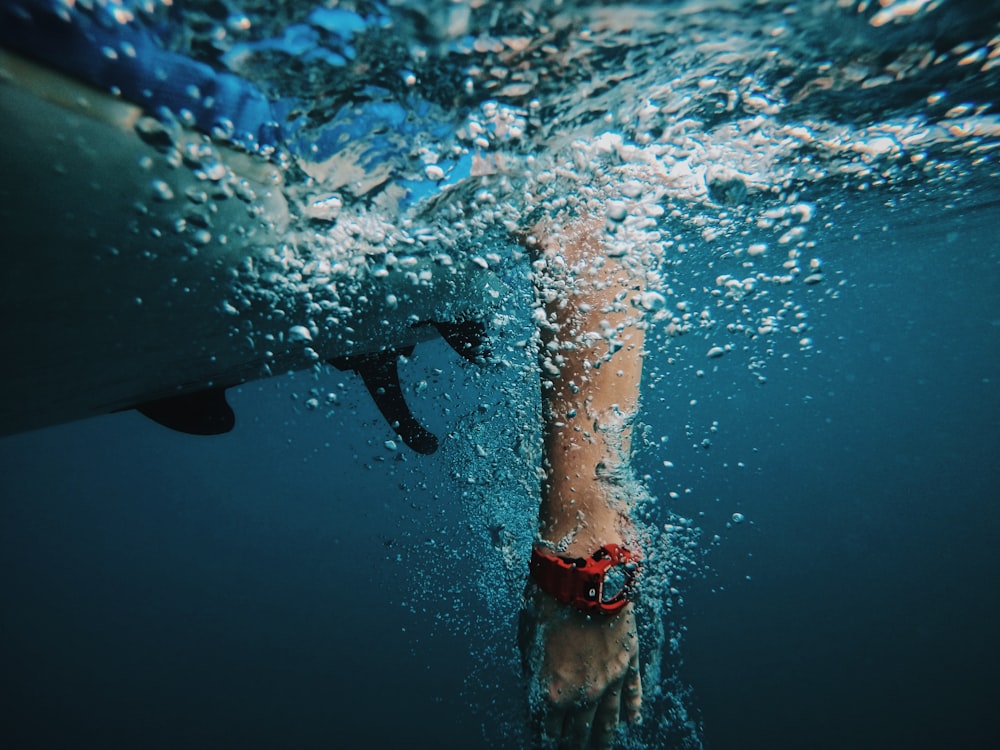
[519,586,642,749]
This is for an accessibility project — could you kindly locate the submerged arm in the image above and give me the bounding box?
[535,216,646,557]
[521,214,647,750]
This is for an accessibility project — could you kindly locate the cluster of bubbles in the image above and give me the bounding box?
[125,0,998,376]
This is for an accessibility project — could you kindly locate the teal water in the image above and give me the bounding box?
[1,1,999,748]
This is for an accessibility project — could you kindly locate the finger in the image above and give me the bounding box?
[591,681,623,750]
[561,702,598,750]
[623,650,643,724]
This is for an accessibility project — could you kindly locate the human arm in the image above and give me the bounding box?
[520,214,646,749]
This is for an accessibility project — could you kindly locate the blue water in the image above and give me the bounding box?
[2,188,997,750]
[652,194,1000,749]
[2,1,1000,749]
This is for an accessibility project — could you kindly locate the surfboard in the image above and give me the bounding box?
[0,49,504,441]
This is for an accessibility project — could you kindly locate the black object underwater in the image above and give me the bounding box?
[135,320,489,454]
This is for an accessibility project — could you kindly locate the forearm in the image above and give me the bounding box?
[532,216,646,557]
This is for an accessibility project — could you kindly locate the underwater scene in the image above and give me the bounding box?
[1,1,998,748]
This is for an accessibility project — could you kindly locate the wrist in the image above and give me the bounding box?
[537,501,635,559]
[528,543,642,617]
[538,499,628,556]
[539,474,637,554]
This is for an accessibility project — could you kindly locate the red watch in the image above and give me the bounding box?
[529,544,641,616]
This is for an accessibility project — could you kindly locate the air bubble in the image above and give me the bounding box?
[201,162,227,182]
[227,14,251,32]
[606,201,628,221]
[638,291,666,311]
[150,180,174,202]
[288,325,313,343]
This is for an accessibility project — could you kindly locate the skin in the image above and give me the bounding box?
[520,214,647,749]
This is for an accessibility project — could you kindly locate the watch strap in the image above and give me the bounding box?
[528,544,639,616]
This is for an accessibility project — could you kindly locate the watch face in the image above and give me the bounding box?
[601,564,629,604]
